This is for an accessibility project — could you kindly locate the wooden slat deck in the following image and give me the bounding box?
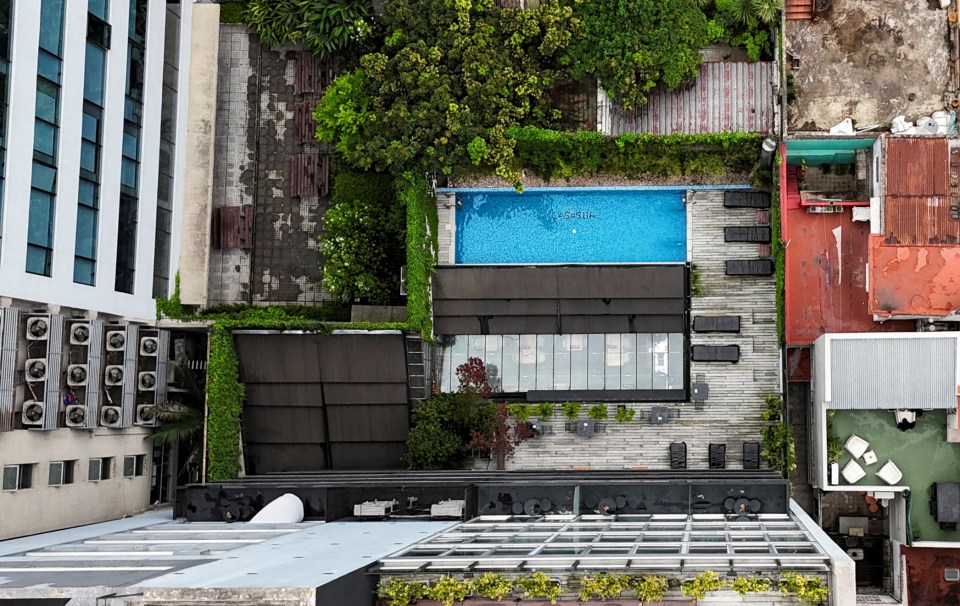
[468,190,778,471]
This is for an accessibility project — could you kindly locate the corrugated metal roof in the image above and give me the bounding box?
[886,138,949,197]
[828,336,957,409]
[884,196,960,245]
[607,62,776,135]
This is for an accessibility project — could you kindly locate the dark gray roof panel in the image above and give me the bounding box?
[488,317,562,335]
[434,299,560,316]
[326,405,410,442]
[245,383,325,406]
[244,406,327,443]
[235,334,320,382]
[322,383,408,406]
[558,298,685,315]
[247,443,328,473]
[329,442,406,469]
[316,335,408,382]
[561,315,686,334]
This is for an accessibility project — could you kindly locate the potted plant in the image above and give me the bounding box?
[587,404,608,421]
[534,402,554,418]
[377,578,428,606]
[615,404,635,423]
[507,403,532,422]
[681,571,726,600]
[470,573,514,602]
[633,575,668,604]
[428,576,472,606]
[731,576,771,596]
[562,402,582,431]
[516,572,562,604]
[578,572,631,601]
[779,572,829,606]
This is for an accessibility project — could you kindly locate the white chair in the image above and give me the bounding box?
[877,460,903,486]
[842,460,866,484]
[845,435,869,459]
[894,410,916,424]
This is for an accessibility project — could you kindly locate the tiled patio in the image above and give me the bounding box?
[831,409,960,542]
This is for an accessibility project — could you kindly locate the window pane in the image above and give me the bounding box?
[48,461,63,486]
[17,464,31,489]
[620,334,636,389]
[88,459,100,481]
[80,141,98,173]
[518,334,537,392]
[121,157,138,189]
[88,0,108,21]
[26,245,51,276]
[74,258,96,285]
[122,127,139,160]
[500,335,519,393]
[605,334,621,390]
[34,120,57,158]
[37,52,61,84]
[587,334,604,390]
[39,0,65,55]
[75,205,98,258]
[101,458,112,480]
[82,111,99,142]
[28,190,54,246]
[2,465,16,490]
[36,79,59,122]
[554,334,570,390]
[84,43,106,104]
[569,335,588,390]
[0,0,10,61]
[79,179,98,207]
[535,335,554,390]
[87,15,111,50]
[63,460,74,484]
[31,163,56,193]
[123,456,135,477]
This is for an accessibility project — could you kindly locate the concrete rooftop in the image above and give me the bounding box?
[786,0,951,131]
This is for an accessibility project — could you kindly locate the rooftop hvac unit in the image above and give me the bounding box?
[67,364,88,387]
[140,336,159,356]
[100,405,122,428]
[106,330,126,351]
[65,404,87,428]
[430,499,466,518]
[70,323,91,345]
[26,316,49,340]
[25,358,47,383]
[104,365,124,386]
[138,371,157,391]
[21,400,44,426]
[353,500,399,517]
[135,404,156,426]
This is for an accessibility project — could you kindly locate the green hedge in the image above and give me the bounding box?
[506,127,762,182]
[772,154,785,345]
[400,173,438,339]
[205,324,244,481]
[218,1,247,24]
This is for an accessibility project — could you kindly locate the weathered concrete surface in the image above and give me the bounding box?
[179,4,219,305]
[787,0,951,131]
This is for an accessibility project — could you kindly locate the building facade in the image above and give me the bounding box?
[0,0,194,540]
[0,0,191,320]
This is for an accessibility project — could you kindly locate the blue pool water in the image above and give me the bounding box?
[454,187,688,264]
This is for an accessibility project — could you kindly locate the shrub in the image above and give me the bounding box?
[404,392,489,469]
[399,173,437,338]
[219,2,247,24]
[507,403,532,421]
[761,394,797,474]
[516,572,562,604]
[633,575,668,603]
[579,573,631,601]
[429,576,472,606]
[615,405,635,423]
[473,572,514,600]
[205,325,244,481]
[690,264,703,296]
[535,402,554,418]
[320,172,405,305]
[243,0,372,59]
[779,572,829,606]
[681,571,726,600]
[562,402,582,420]
[731,576,772,596]
[587,403,608,420]
[377,577,428,606]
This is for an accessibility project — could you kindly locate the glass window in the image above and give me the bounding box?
[620,334,636,389]
[28,189,54,246]
[74,258,95,285]
[587,333,605,390]
[35,79,59,123]
[87,14,111,50]
[37,51,61,84]
[88,0,109,21]
[122,126,139,160]
[535,334,554,390]
[1,465,17,490]
[83,44,106,104]
[80,141,98,174]
[569,335,588,390]
[31,163,56,193]
[553,334,570,390]
[500,335,519,393]
[79,179,98,207]
[82,111,100,142]
[25,245,51,276]
[120,157,138,189]
[75,206,98,258]
[518,334,537,392]
[33,120,58,159]
[0,0,11,62]
[39,0,66,56]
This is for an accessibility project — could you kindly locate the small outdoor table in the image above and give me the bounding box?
[651,406,670,425]
[691,382,709,401]
[935,483,960,523]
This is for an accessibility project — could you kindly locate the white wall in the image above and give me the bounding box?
[0,427,153,540]
[0,0,178,321]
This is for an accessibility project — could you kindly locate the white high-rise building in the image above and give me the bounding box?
[0,0,199,540]
[0,0,191,319]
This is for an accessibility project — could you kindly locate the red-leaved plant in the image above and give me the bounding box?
[468,403,532,470]
[456,356,492,397]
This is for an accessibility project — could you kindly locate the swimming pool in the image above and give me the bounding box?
[453,187,689,264]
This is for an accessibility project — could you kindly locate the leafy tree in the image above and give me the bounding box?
[404,391,492,469]
[456,356,492,397]
[244,0,373,59]
[568,0,712,110]
[315,0,581,186]
[468,403,532,470]
[319,172,404,304]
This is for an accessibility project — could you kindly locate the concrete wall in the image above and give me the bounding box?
[0,427,153,540]
[0,0,182,321]
[177,4,219,305]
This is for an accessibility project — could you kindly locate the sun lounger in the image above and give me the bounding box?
[743,442,760,470]
[670,442,687,470]
[725,259,775,276]
[709,443,726,469]
[693,316,741,333]
[723,191,771,209]
[724,226,772,243]
[691,345,740,363]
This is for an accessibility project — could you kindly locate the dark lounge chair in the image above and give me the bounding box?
[670,442,687,470]
[709,444,726,469]
[693,316,741,333]
[723,191,771,209]
[724,226,772,243]
[726,259,775,276]
[691,345,740,363]
[743,442,760,470]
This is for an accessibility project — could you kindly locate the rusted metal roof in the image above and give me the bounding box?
[869,235,960,317]
[605,62,776,135]
[885,138,949,197]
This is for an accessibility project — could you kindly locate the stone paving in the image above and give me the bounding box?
[208,25,333,306]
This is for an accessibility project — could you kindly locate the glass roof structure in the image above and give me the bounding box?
[379,514,833,574]
[438,333,685,393]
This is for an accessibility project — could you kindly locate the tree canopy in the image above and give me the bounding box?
[568,0,713,111]
[314,0,581,186]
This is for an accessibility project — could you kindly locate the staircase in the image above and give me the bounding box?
[786,0,814,20]
[784,165,803,211]
[405,334,428,402]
